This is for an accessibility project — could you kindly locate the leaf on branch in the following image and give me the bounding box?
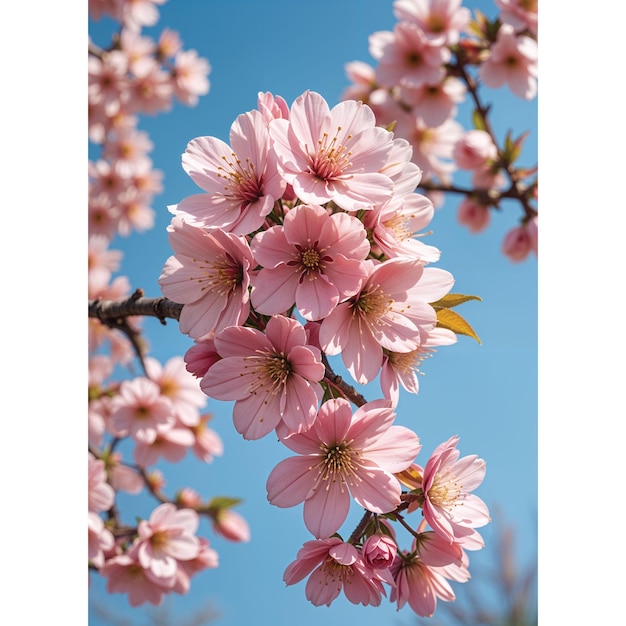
[207,496,243,511]
[503,130,529,165]
[430,293,482,309]
[472,108,487,132]
[436,308,482,344]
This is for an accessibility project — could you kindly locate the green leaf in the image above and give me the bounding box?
[436,308,482,344]
[207,496,243,510]
[431,293,482,309]
[472,108,487,132]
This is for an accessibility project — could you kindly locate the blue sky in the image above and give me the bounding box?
[8,1,626,625]
[85,2,539,624]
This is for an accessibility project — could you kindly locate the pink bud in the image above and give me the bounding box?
[362,534,397,569]
[213,509,250,543]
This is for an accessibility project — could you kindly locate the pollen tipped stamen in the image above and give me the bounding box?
[307,127,354,180]
[217,152,262,203]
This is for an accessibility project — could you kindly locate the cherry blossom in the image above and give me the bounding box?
[200,315,325,440]
[266,398,421,538]
[250,203,370,320]
[369,22,450,89]
[283,538,388,607]
[479,23,538,100]
[135,503,201,580]
[269,90,396,211]
[421,435,491,543]
[109,377,175,443]
[159,217,255,340]
[174,109,285,234]
[393,0,472,45]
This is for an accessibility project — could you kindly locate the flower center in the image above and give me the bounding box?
[308,128,353,180]
[406,51,423,67]
[217,152,262,204]
[301,248,320,269]
[428,473,462,510]
[353,285,393,321]
[195,253,243,296]
[387,348,432,373]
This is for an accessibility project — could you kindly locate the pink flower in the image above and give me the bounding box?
[390,532,467,616]
[135,503,201,580]
[362,534,398,569]
[399,76,466,127]
[184,337,221,379]
[88,511,115,568]
[257,91,290,122]
[457,197,491,233]
[133,424,195,467]
[173,537,219,594]
[364,191,441,263]
[380,326,457,406]
[174,109,285,235]
[283,538,388,607]
[394,115,463,182]
[109,377,174,443]
[266,398,421,538]
[189,413,224,463]
[452,129,499,170]
[126,57,173,115]
[171,49,211,106]
[495,0,538,36]
[159,217,254,340]
[120,0,166,32]
[100,549,171,607]
[88,452,115,513]
[250,203,370,320]
[319,257,454,384]
[269,90,396,211]
[145,356,206,427]
[421,435,491,543]
[393,0,472,45]
[479,23,538,100]
[107,452,143,494]
[211,509,251,543]
[370,22,450,88]
[502,217,538,262]
[200,315,325,440]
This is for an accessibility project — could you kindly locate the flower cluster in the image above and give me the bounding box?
[341,0,538,262]
[88,1,251,609]
[157,87,490,616]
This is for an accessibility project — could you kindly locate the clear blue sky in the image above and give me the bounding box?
[86,1,539,624]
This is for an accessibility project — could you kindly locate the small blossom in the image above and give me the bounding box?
[479,23,538,100]
[269,90,396,211]
[362,534,398,570]
[211,509,250,543]
[250,203,370,321]
[88,452,115,513]
[421,435,491,543]
[135,503,201,580]
[201,315,325,440]
[159,217,255,340]
[266,398,421,538]
[283,538,388,607]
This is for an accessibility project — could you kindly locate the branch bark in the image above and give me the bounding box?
[88,289,183,324]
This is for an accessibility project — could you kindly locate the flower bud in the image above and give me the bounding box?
[362,534,397,569]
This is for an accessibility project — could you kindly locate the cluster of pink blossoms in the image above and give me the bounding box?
[158,88,491,616]
[341,0,538,262]
[88,1,253,609]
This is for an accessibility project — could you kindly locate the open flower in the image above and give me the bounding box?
[200,315,325,440]
[266,398,421,538]
[421,435,491,543]
[319,257,454,385]
[159,217,255,340]
[269,90,396,211]
[283,538,388,607]
[173,108,285,234]
[250,203,370,320]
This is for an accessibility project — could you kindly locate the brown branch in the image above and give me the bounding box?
[89,289,183,324]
